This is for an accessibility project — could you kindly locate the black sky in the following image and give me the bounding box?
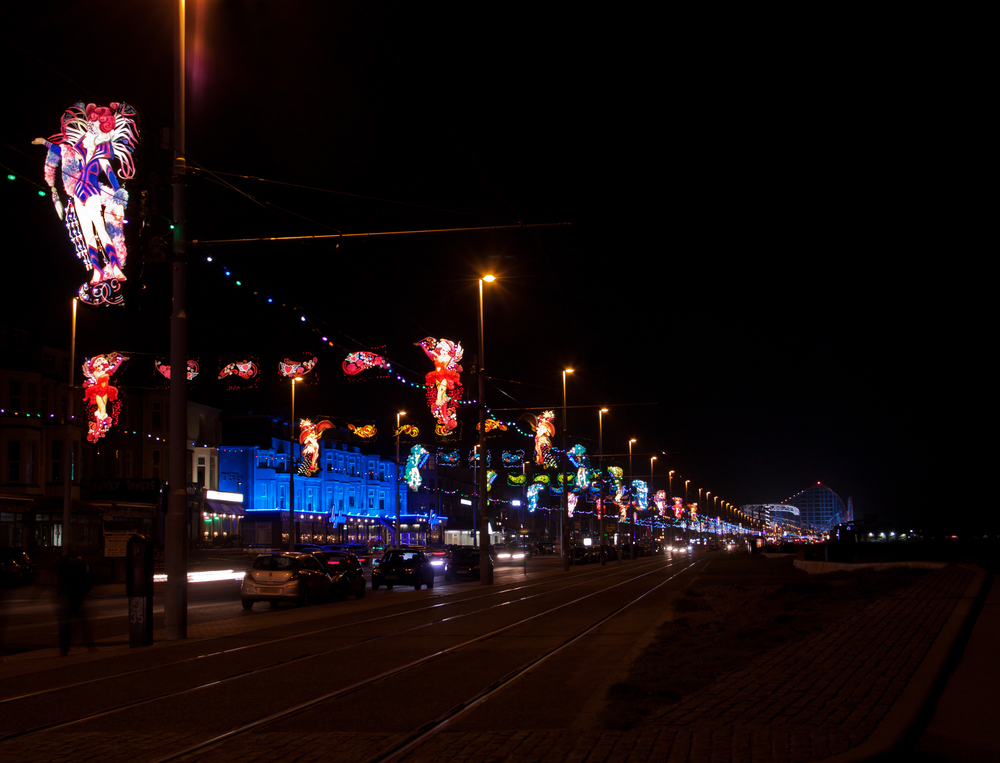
[1,2,978,530]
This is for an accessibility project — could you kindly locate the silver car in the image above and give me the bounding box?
[241,552,332,609]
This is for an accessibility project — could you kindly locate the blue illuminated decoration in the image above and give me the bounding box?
[467,450,491,468]
[437,448,460,466]
[406,445,430,491]
[502,450,525,469]
[527,484,545,512]
[631,480,648,510]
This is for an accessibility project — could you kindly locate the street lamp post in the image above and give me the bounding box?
[628,438,636,559]
[395,411,405,549]
[650,455,657,553]
[598,407,607,564]
[561,368,573,571]
[288,378,297,552]
[478,275,495,585]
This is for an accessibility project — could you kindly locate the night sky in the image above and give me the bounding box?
[1,3,976,530]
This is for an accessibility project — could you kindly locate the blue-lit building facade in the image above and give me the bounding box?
[218,437,445,548]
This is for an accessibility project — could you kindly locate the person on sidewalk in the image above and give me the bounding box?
[57,556,93,655]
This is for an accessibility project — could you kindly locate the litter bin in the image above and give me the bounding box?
[126,534,154,647]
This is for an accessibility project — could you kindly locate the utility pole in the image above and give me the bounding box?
[165,0,189,640]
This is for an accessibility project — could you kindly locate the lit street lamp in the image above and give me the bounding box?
[561,368,574,571]
[395,411,406,549]
[478,275,495,584]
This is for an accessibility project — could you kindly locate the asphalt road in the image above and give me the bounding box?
[0,551,699,763]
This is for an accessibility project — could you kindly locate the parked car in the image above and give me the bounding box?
[241,552,333,609]
[321,544,375,566]
[443,547,492,581]
[0,547,34,587]
[533,541,555,555]
[371,548,434,591]
[309,551,367,600]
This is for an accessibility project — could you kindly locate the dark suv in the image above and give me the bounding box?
[371,548,434,591]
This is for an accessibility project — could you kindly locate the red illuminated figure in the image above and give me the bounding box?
[33,102,137,306]
[82,352,128,442]
[415,337,464,435]
[298,419,333,476]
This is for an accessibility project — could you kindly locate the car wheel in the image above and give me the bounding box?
[414,576,421,591]
[356,582,366,599]
[300,588,311,607]
[386,584,394,590]
[241,599,253,610]
[426,575,434,590]
[337,582,349,601]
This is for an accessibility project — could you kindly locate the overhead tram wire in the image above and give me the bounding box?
[196,169,519,224]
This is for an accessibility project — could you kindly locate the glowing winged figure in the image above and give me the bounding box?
[415,337,463,435]
[527,484,545,513]
[34,102,137,306]
[298,419,333,475]
[82,352,128,442]
[520,411,557,469]
[406,445,430,491]
[342,351,388,376]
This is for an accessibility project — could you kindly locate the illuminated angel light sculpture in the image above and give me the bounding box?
[654,490,668,516]
[527,484,545,513]
[520,411,557,468]
[415,337,463,435]
[567,445,591,492]
[672,497,684,519]
[298,419,333,476]
[154,359,200,381]
[631,480,648,510]
[607,466,625,504]
[567,493,578,518]
[342,351,388,376]
[487,470,498,492]
[406,445,430,491]
[82,352,128,442]
[279,356,317,378]
[34,102,138,306]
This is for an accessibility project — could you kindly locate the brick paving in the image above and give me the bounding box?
[393,564,975,763]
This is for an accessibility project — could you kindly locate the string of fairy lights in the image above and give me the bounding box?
[6,168,755,536]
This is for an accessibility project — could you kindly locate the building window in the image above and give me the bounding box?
[26,442,36,484]
[7,441,20,481]
[8,380,21,412]
[52,440,63,481]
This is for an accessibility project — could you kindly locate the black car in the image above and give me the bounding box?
[0,547,34,587]
[444,547,493,581]
[309,551,367,600]
[371,549,434,591]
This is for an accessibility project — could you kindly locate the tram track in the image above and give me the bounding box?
[1,556,679,748]
[151,557,705,763]
[0,556,651,707]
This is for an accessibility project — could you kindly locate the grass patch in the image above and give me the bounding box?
[600,554,929,730]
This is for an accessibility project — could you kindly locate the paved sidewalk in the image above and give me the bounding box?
[398,563,986,763]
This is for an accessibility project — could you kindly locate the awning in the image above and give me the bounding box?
[205,500,245,516]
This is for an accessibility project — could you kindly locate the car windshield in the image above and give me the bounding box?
[453,549,479,562]
[252,555,298,571]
